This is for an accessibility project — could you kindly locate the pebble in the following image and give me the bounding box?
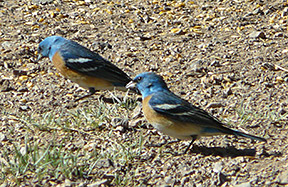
[1,41,12,49]
[206,102,224,108]
[234,182,251,187]
[282,7,288,17]
[190,60,205,72]
[223,87,232,98]
[0,133,7,141]
[32,0,53,5]
[210,60,221,67]
[129,118,145,128]
[114,126,124,132]
[20,146,27,156]
[213,161,223,173]
[277,170,288,184]
[164,176,174,184]
[19,105,29,111]
[87,179,108,187]
[1,0,287,186]
[249,31,266,39]
[252,8,263,15]
[64,179,72,187]
[274,32,283,37]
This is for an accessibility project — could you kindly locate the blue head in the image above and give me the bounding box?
[126,72,169,98]
[37,36,66,61]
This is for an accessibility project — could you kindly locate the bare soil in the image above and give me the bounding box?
[1,0,288,186]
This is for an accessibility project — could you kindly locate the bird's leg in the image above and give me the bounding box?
[184,135,197,154]
[74,87,96,102]
[88,87,96,95]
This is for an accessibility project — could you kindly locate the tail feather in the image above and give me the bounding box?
[202,126,267,142]
[213,125,267,142]
[232,130,267,142]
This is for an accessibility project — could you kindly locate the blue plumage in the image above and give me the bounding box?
[37,36,131,100]
[126,72,266,153]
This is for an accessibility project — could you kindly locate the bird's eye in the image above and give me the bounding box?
[48,46,51,51]
[136,76,142,82]
[38,46,42,52]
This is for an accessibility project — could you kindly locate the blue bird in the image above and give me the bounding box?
[126,72,266,153]
[37,36,131,100]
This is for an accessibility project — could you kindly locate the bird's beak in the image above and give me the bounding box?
[126,81,136,89]
[37,53,43,62]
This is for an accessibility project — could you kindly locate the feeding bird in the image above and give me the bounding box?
[37,36,131,101]
[126,72,266,153]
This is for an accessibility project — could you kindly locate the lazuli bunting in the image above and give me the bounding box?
[126,72,266,153]
[37,36,131,100]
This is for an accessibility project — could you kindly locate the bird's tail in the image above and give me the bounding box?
[231,129,267,142]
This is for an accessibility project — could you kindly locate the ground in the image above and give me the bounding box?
[1,0,288,186]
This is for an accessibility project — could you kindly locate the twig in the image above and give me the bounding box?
[274,64,288,72]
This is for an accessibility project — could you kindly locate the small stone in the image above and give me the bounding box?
[138,35,152,41]
[19,105,29,111]
[223,87,232,98]
[274,32,283,37]
[213,161,223,173]
[282,49,288,54]
[20,147,27,156]
[252,8,263,15]
[87,180,108,187]
[32,0,53,5]
[206,102,224,108]
[235,182,251,187]
[210,60,221,67]
[249,31,266,39]
[279,108,287,115]
[64,179,72,187]
[94,159,111,168]
[278,170,288,184]
[130,118,145,128]
[131,104,143,119]
[164,176,172,183]
[114,126,124,132]
[190,60,205,72]
[1,41,12,49]
[0,133,7,141]
[18,86,29,92]
[263,9,270,15]
[282,7,288,17]
[243,12,253,17]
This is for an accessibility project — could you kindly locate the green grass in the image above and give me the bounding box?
[2,136,90,184]
[235,98,288,126]
[1,98,143,186]
[2,94,284,185]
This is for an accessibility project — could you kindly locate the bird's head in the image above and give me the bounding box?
[37,36,66,61]
[126,72,169,98]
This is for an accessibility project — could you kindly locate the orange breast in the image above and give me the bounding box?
[142,95,172,126]
[142,95,202,139]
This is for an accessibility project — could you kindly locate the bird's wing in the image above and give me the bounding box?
[59,40,131,86]
[149,91,223,127]
[148,91,266,141]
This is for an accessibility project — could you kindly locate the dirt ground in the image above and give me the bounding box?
[1,0,288,186]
